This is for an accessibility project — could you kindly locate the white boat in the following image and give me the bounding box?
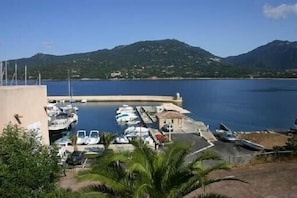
[55,135,72,145]
[116,112,138,122]
[215,123,237,142]
[85,130,100,145]
[81,99,87,103]
[59,104,78,113]
[45,103,62,118]
[117,119,141,126]
[76,130,87,145]
[48,112,78,131]
[116,105,134,114]
[124,126,149,138]
[241,139,265,151]
[114,135,130,144]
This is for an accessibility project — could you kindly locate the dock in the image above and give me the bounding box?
[135,104,217,144]
[47,95,182,104]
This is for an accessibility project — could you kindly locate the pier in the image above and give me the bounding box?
[47,94,182,104]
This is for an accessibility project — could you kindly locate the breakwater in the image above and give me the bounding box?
[48,95,182,104]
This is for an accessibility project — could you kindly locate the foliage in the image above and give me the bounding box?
[286,134,297,154]
[78,141,244,198]
[0,124,61,198]
[7,39,293,80]
[44,188,81,198]
[100,132,117,151]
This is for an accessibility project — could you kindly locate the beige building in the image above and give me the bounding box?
[0,85,49,145]
[155,110,183,131]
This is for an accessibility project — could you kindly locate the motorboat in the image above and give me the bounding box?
[59,104,79,113]
[124,126,149,137]
[116,112,138,122]
[54,131,72,145]
[76,130,87,145]
[241,139,265,151]
[141,134,154,145]
[114,135,130,144]
[117,119,141,126]
[215,123,237,142]
[48,112,78,131]
[45,103,62,118]
[85,130,100,145]
[116,105,134,114]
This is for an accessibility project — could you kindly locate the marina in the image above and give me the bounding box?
[56,102,218,154]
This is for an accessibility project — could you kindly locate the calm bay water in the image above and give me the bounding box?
[43,79,297,133]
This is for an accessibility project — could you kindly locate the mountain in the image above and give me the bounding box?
[224,40,297,70]
[5,39,297,80]
[7,39,240,79]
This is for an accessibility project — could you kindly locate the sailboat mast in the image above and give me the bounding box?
[38,72,41,85]
[68,70,70,98]
[24,65,27,85]
[0,62,3,86]
[15,62,17,85]
[5,61,8,86]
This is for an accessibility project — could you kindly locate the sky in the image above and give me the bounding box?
[0,0,297,60]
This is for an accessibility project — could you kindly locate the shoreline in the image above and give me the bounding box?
[41,77,297,81]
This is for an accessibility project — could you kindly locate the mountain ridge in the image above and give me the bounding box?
[3,39,297,79]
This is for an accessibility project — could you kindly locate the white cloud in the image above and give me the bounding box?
[41,41,54,49]
[263,3,297,19]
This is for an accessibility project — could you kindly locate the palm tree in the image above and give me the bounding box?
[100,132,117,152]
[78,141,244,198]
[69,134,78,151]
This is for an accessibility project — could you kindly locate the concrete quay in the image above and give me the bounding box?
[47,95,182,104]
[135,105,217,143]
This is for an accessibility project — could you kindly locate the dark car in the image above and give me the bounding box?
[67,151,85,165]
[161,124,173,133]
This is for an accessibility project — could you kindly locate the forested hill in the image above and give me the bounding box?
[5,39,297,80]
[224,40,297,70]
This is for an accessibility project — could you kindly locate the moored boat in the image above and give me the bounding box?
[48,112,78,131]
[76,130,87,145]
[85,130,100,145]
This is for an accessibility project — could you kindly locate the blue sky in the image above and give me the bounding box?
[0,0,297,60]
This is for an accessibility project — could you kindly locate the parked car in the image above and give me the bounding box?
[67,151,85,165]
[161,124,173,133]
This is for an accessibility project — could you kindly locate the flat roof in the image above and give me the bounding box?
[161,103,190,114]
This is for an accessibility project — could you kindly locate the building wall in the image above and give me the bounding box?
[0,86,49,145]
[158,118,182,131]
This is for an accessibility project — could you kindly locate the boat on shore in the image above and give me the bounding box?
[240,139,265,151]
[215,123,237,142]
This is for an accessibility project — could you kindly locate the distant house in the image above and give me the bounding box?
[110,71,122,78]
[155,110,183,131]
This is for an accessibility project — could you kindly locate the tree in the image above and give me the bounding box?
[100,132,117,152]
[78,141,243,198]
[0,124,61,198]
[69,134,78,151]
[286,134,297,154]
